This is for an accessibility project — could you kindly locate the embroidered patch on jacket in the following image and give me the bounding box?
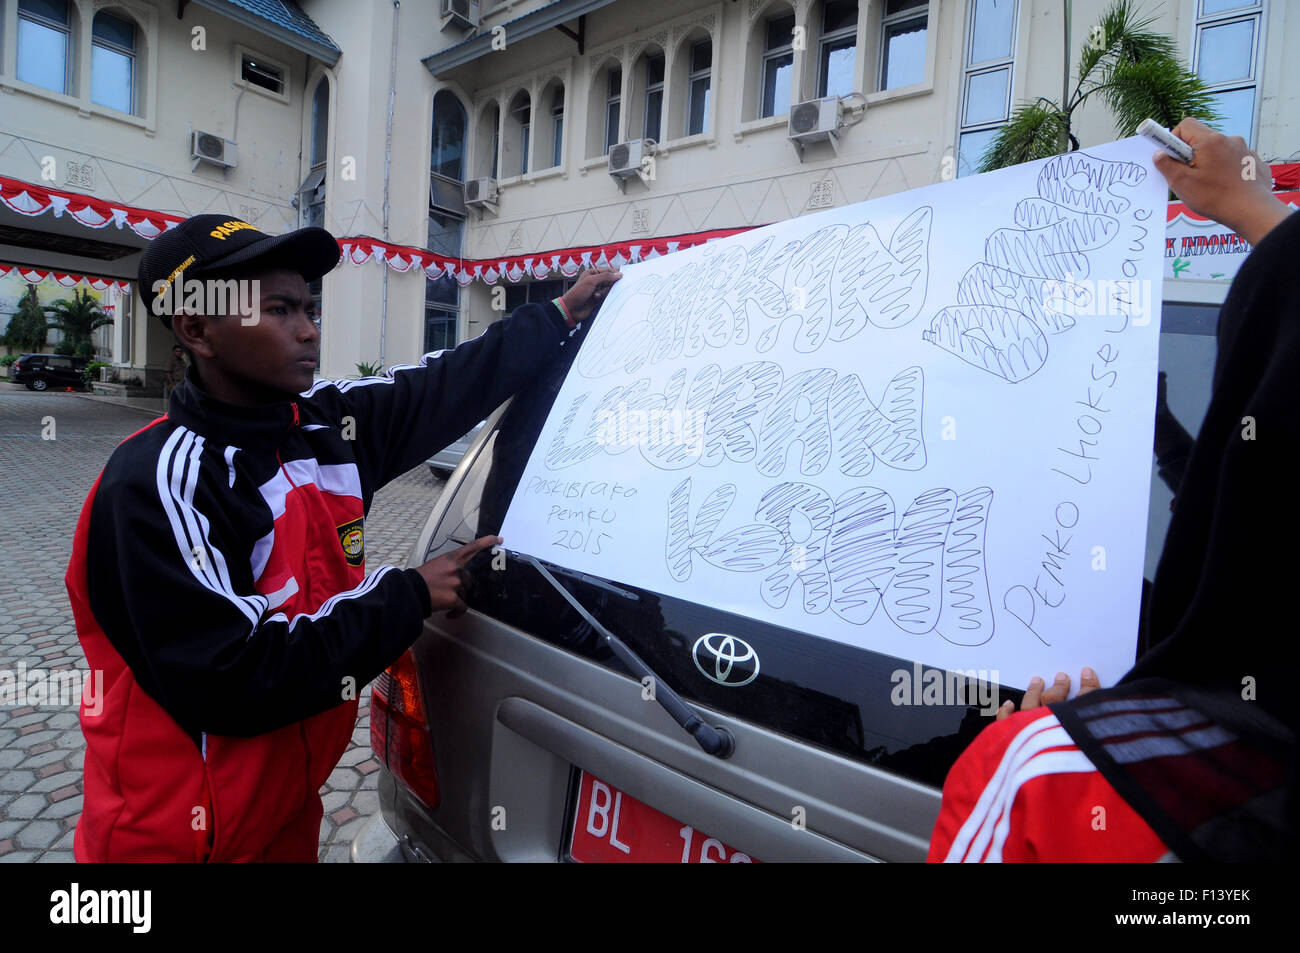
[337,518,365,567]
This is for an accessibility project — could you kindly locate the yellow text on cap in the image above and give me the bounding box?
[209,220,256,240]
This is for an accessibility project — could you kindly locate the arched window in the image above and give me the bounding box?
[587,59,622,158]
[300,76,331,328]
[537,80,565,170]
[504,90,532,176]
[743,4,796,120]
[90,9,138,113]
[295,77,330,233]
[816,0,858,98]
[310,78,330,171]
[630,46,666,142]
[475,102,501,179]
[669,29,712,139]
[432,89,468,181]
[430,90,469,354]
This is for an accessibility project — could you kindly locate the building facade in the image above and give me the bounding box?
[0,0,338,382]
[0,0,1295,387]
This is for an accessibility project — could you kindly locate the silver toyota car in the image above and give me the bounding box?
[361,303,1214,863]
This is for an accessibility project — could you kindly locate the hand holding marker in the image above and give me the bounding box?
[1137,118,1193,164]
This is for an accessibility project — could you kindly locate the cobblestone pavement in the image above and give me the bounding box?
[0,387,444,862]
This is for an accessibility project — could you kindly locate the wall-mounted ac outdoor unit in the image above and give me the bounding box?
[788,98,843,157]
[608,139,656,191]
[440,0,479,30]
[192,130,238,168]
[464,177,498,206]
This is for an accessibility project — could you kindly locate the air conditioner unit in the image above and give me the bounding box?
[608,139,656,190]
[440,0,479,30]
[191,130,238,168]
[788,98,843,156]
[463,177,498,206]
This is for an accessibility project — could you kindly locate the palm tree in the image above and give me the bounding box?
[978,0,1219,173]
[45,288,113,359]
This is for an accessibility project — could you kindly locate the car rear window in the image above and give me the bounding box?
[425,311,1216,790]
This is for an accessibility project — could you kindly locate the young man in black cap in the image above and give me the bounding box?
[66,214,619,861]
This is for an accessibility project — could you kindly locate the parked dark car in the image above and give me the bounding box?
[356,302,1217,863]
[11,354,89,391]
[425,422,485,476]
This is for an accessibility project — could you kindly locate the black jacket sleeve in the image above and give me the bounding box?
[85,447,434,738]
[336,301,571,491]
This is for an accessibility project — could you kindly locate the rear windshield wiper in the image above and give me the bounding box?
[517,551,736,760]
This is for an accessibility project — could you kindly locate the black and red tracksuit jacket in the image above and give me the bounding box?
[66,301,570,862]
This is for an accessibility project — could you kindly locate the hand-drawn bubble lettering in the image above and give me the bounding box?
[700,361,782,467]
[755,368,836,477]
[825,487,898,625]
[560,360,928,478]
[922,305,1049,382]
[578,211,933,377]
[668,479,993,644]
[755,482,834,613]
[828,366,926,476]
[883,487,956,635]
[830,206,932,334]
[924,151,1145,382]
[934,487,995,646]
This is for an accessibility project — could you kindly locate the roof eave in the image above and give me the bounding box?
[423,0,614,77]
[188,0,341,66]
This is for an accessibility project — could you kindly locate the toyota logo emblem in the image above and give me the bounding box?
[692,633,760,687]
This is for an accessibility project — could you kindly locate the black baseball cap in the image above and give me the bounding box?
[138,214,340,324]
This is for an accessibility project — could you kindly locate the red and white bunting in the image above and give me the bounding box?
[8,162,1296,291]
[333,226,756,286]
[0,175,184,240]
[0,261,131,295]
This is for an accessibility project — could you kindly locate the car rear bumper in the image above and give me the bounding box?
[348,809,404,863]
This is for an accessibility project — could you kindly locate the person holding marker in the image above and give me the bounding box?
[66,213,620,862]
[930,120,1297,862]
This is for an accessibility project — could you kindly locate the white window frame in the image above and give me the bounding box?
[761,11,795,118]
[956,0,1019,177]
[817,0,859,99]
[17,0,72,96]
[517,108,531,176]
[90,9,137,114]
[605,67,622,152]
[1191,0,1265,147]
[878,0,929,92]
[235,44,290,104]
[643,52,665,140]
[686,38,712,137]
[552,90,565,168]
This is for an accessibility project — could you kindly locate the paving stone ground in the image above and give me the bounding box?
[0,386,443,862]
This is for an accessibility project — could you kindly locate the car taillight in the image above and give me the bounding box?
[370,649,441,810]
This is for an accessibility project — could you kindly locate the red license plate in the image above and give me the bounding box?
[567,771,759,863]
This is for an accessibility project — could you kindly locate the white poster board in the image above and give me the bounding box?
[501,137,1167,690]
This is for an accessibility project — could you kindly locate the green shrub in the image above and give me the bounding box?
[83,361,111,388]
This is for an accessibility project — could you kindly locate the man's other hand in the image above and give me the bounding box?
[1155,118,1291,247]
[561,265,622,322]
[996,667,1101,721]
[414,535,501,618]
